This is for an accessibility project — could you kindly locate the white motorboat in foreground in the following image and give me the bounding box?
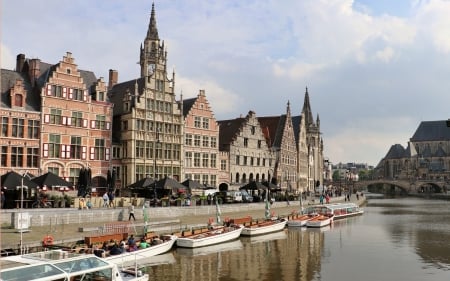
[0,250,148,281]
[305,214,334,228]
[176,224,244,248]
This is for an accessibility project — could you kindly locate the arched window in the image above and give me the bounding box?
[242,173,247,184]
[235,173,240,184]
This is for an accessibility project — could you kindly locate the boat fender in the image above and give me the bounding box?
[42,235,54,246]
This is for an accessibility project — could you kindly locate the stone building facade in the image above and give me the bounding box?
[109,4,183,187]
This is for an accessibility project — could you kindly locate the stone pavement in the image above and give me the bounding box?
[0,195,365,252]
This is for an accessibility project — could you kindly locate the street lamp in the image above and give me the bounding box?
[19,171,28,255]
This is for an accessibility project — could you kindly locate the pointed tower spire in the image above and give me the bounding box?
[286,100,291,118]
[316,114,320,128]
[302,87,315,126]
[146,3,159,41]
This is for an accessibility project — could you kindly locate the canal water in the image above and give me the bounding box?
[141,197,450,281]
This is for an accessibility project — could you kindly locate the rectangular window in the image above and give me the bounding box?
[220,160,226,171]
[185,134,192,146]
[202,117,209,129]
[12,118,24,138]
[135,140,144,158]
[202,174,208,185]
[194,174,201,183]
[173,144,181,161]
[72,112,83,127]
[49,134,61,158]
[244,156,248,165]
[258,140,262,149]
[210,137,217,148]
[210,175,216,187]
[68,168,80,186]
[185,152,192,167]
[194,135,201,147]
[202,136,209,147]
[48,167,59,175]
[94,138,105,160]
[1,117,8,137]
[251,157,254,166]
[26,148,39,167]
[70,136,82,159]
[50,109,62,125]
[96,115,106,130]
[194,153,201,167]
[11,147,23,167]
[27,120,40,139]
[52,85,63,97]
[236,155,240,165]
[164,143,172,159]
[194,116,201,128]
[257,157,260,166]
[210,154,217,168]
[73,88,83,101]
[202,153,209,167]
[244,138,248,148]
[1,146,7,167]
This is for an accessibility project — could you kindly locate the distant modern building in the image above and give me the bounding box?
[108,4,183,187]
[182,90,220,187]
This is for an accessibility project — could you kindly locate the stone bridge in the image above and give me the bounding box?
[352,179,448,194]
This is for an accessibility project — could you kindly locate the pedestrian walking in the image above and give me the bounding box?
[108,192,115,208]
[128,204,136,221]
[102,192,109,207]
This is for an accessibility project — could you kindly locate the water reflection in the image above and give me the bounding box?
[142,198,450,280]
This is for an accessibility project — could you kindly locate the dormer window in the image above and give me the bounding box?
[66,68,71,74]
[14,93,23,107]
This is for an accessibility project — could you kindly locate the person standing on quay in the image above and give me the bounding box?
[128,204,136,221]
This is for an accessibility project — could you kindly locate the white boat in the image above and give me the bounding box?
[287,213,319,227]
[303,202,364,220]
[104,234,177,265]
[176,239,243,256]
[240,218,288,236]
[305,214,334,228]
[0,250,149,281]
[176,225,243,248]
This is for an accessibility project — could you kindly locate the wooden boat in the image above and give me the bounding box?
[306,214,334,228]
[238,217,288,236]
[104,234,177,265]
[287,213,319,227]
[0,250,149,281]
[176,224,243,248]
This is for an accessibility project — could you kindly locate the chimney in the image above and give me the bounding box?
[108,69,118,90]
[28,58,40,87]
[16,54,25,72]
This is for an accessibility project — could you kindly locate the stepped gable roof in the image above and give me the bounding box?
[384,144,407,159]
[410,120,450,142]
[108,78,146,115]
[182,97,196,117]
[258,115,285,148]
[217,117,246,150]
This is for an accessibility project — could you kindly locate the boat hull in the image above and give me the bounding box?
[306,215,334,228]
[240,218,287,236]
[287,214,318,227]
[104,235,177,265]
[176,225,243,248]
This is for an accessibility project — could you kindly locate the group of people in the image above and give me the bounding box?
[102,191,116,208]
[93,234,157,257]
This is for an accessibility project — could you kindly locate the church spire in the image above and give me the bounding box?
[146,3,159,41]
[302,87,315,126]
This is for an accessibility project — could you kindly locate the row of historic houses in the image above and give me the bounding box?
[0,4,324,194]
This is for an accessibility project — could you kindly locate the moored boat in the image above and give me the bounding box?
[239,217,288,236]
[303,202,364,220]
[0,250,149,281]
[305,214,334,228]
[287,213,319,227]
[175,224,244,248]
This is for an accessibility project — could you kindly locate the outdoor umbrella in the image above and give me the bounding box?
[128,177,155,189]
[31,172,73,190]
[181,179,204,189]
[154,176,187,194]
[239,181,267,191]
[0,171,38,190]
[262,181,281,192]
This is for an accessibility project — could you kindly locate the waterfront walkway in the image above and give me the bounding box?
[0,195,365,251]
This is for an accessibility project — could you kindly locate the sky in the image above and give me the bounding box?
[2,0,450,167]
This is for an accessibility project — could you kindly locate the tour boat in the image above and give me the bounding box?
[176,224,244,248]
[287,213,319,227]
[305,214,334,228]
[0,250,149,281]
[304,202,364,220]
[104,234,177,266]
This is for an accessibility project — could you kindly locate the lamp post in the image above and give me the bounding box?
[19,171,28,255]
